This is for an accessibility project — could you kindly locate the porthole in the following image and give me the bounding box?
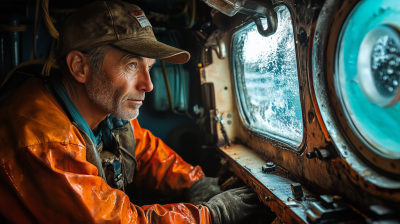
[335,0,400,159]
[317,0,400,175]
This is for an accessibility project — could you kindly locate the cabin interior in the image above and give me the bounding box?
[1,0,400,223]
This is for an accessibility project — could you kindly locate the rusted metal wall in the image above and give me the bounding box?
[201,0,400,218]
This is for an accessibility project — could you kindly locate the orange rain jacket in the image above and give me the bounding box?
[0,77,212,224]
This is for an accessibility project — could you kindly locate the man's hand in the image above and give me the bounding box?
[186,177,223,205]
[202,186,265,224]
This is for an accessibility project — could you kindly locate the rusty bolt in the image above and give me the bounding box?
[306,151,317,159]
[306,148,332,161]
[262,162,276,173]
[317,148,331,160]
[308,111,315,123]
[265,196,272,201]
[291,183,303,200]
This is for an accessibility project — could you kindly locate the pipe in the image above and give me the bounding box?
[41,0,59,39]
[10,19,19,68]
[33,0,41,59]
[185,0,195,29]
[1,32,4,80]
[161,60,175,112]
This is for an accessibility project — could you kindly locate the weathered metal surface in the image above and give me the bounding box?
[306,195,364,223]
[307,20,332,142]
[207,0,400,219]
[220,144,319,224]
[202,40,239,144]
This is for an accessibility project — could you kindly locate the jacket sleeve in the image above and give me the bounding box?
[132,119,206,197]
[0,140,211,224]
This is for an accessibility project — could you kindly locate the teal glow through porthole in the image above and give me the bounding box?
[335,0,400,158]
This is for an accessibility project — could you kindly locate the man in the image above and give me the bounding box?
[0,1,264,223]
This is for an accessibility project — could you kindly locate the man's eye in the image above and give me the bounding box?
[129,62,137,69]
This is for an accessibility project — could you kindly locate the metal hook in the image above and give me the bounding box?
[211,38,226,59]
[252,12,278,37]
[241,0,278,37]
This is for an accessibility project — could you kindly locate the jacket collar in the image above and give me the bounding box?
[49,74,99,146]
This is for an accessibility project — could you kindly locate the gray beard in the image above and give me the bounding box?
[86,70,140,121]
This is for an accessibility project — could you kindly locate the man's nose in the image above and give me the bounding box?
[137,68,153,92]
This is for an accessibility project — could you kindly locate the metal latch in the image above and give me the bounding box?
[214,109,232,147]
[306,195,360,223]
[306,147,332,161]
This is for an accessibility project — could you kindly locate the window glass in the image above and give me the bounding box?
[336,0,400,157]
[232,5,303,146]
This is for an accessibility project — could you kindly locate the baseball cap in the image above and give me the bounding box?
[59,0,190,64]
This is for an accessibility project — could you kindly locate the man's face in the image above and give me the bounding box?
[86,47,155,120]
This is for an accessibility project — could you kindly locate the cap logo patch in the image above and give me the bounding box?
[130,10,152,28]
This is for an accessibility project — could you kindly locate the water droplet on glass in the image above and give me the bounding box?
[387,68,394,74]
[394,80,399,86]
[388,87,393,92]
[389,60,396,66]
[383,76,388,80]
[390,47,397,53]
[231,6,303,144]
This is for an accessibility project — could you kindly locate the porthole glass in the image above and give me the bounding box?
[336,0,400,157]
[232,5,303,146]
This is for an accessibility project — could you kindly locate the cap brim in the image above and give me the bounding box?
[111,38,190,64]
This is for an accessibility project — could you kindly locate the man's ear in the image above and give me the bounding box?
[65,51,91,84]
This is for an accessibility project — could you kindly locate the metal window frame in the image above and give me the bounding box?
[231,3,307,152]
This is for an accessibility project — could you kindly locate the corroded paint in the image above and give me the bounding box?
[206,0,400,220]
[307,20,332,142]
[220,144,319,224]
[202,40,239,143]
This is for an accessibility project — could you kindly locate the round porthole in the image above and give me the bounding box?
[332,0,400,173]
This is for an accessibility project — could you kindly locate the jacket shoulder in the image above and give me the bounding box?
[0,77,84,164]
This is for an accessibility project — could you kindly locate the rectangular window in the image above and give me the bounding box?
[232,5,304,146]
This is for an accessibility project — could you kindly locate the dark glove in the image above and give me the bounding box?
[186,177,223,205]
[202,186,264,224]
